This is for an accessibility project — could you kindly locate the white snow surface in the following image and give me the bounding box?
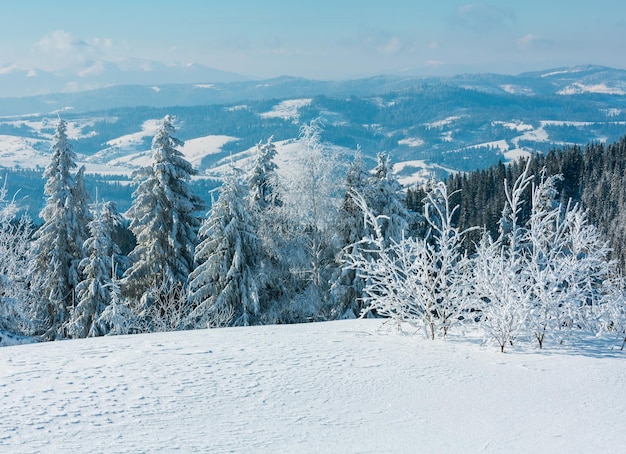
[0,135,49,168]
[557,82,626,95]
[424,115,464,129]
[499,84,534,95]
[2,319,624,453]
[260,99,312,121]
[181,135,238,168]
[397,137,424,147]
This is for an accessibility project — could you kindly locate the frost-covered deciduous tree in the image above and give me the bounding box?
[331,151,416,319]
[420,182,474,338]
[524,170,616,348]
[471,160,619,351]
[68,198,123,338]
[346,183,471,338]
[472,232,530,352]
[137,278,188,332]
[345,193,411,331]
[32,118,89,339]
[524,172,570,348]
[598,276,626,349]
[559,205,615,330]
[0,180,34,341]
[123,115,203,303]
[187,171,261,328]
[471,161,533,352]
[272,119,345,320]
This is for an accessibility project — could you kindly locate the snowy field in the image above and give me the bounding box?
[1,319,625,453]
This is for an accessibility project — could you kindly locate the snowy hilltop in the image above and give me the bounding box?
[1,319,625,453]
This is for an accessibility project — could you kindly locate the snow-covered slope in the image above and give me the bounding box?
[1,319,624,453]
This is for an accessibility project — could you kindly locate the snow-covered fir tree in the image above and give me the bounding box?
[187,170,261,327]
[365,151,410,242]
[93,272,135,336]
[70,166,92,258]
[123,115,203,304]
[68,198,123,338]
[245,136,287,323]
[330,150,371,318]
[247,136,279,208]
[32,118,89,339]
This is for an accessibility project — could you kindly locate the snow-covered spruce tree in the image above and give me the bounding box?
[32,118,89,339]
[67,198,123,338]
[0,180,34,342]
[365,151,410,241]
[471,161,534,352]
[123,115,203,308]
[245,136,288,323]
[247,136,279,209]
[70,166,92,256]
[93,271,135,336]
[272,119,345,321]
[330,150,371,319]
[187,170,261,328]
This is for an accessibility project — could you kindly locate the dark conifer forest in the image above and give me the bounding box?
[411,137,626,268]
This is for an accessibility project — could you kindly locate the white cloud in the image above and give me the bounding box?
[30,30,116,73]
[33,30,87,54]
[357,29,418,56]
[517,34,553,51]
[425,60,445,67]
[0,64,18,74]
[454,3,516,32]
[78,61,106,77]
[379,36,403,55]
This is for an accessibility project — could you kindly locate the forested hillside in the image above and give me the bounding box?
[431,137,626,267]
[1,117,625,352]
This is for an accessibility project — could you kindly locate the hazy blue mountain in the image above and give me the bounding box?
[0,59,248,101]
[1,64,625,219]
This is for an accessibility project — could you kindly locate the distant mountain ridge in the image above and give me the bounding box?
[1,64,626,218]
[2,64,626,116]
[0,59,248,100]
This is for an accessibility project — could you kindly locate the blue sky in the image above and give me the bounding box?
[1,0,625,79]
